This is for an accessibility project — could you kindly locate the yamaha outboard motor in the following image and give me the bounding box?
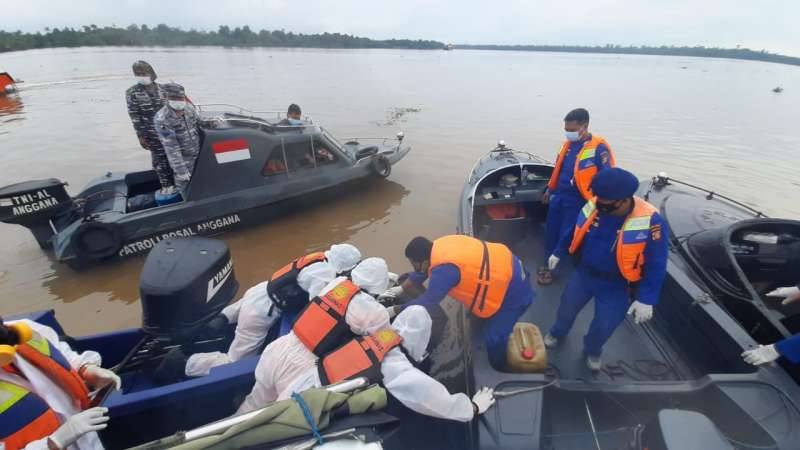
[140,237,238,340]
[0,179,73,249]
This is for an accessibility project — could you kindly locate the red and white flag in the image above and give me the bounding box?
[212,139,251,164]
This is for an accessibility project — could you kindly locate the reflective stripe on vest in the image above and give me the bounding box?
[546,135,615,200]
[318,328,403,385]
[429,235,513,318]
[0,381,61,450]
[14,333,92,410]
[292,279,361,357]
[568,196,658,283]
[268,252,327,312]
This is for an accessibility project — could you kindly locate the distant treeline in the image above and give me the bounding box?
[457,44,800,66]
[0,24,445,52]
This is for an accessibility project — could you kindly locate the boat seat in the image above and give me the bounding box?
[643,409,733,450]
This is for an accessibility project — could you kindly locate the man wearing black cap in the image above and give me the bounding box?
[154,83,201,196]
[126,60,174,190]
[544,167,668,370]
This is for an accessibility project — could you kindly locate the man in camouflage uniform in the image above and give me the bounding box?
[154,83,202,195]
[125,61,174,189]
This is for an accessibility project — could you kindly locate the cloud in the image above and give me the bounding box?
[7,0,799,55]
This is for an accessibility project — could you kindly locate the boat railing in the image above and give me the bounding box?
[644,173,767,218]
[340,132,405,147]
[196,103,317,129]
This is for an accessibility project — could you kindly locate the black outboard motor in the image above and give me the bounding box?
[0,179,73,249]
[140,237,239,340]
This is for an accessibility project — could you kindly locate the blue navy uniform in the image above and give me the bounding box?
[545,136,613,262]
[402,256,536,370]
[776,334,800,363]
[549,207,669,357]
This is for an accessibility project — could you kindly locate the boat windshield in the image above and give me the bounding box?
[322,129,349,156]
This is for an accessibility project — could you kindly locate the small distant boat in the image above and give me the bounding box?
[773,86,784,93]
[0,72,19,94]
[443,43,454,51]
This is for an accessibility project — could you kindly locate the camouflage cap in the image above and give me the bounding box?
[162,82,186,98]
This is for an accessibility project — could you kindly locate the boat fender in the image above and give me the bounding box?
[72,221,124,261]
[371,154,392,178]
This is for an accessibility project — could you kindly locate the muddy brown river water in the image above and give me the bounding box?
[1,47,798,334]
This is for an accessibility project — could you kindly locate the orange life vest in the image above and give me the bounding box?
[568,196,659,283]
[429,235,513,318]
[292,279,361,357]
[485,203,527,220]
[14,332,92,410]
[267,252,327,312]
[318,328,403,385]
[547,135,615,200]
[0,380,61,450]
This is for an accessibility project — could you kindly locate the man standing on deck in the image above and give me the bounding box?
[538,108,616,285]
[742,285,800,366]
[545,168,668,371]
[125,61,174,190]
[390,235,535,371]
[154,83,201,196]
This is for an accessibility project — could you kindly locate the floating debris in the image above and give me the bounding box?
[377,107,422,126]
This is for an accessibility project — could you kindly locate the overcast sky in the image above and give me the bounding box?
[7,0,800,56]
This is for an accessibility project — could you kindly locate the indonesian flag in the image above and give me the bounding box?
[213,139,251,164]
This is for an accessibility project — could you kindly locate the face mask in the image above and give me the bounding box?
[565,130,581,142]
[596,201,618,214]
[169,100,186,111]
[137,76,152,86]
[287,118,304,125]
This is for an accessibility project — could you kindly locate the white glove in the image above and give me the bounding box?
[627,301,654,324]
[766,286,800,305]
[387,272,399,284]
[741,344,781,366]
[81,365,122,391]
[378,286,404,301]
[547,255,560,271]
[471,387,496,416]
[386,305,401,320]
[50,407,110,449]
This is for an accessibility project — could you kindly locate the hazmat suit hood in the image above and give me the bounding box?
[296,262,336,299]
[325,244,362,274]
[393,306,432,363]
[351,257,389,296]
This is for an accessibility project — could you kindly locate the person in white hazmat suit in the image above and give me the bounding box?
[0,319,121,450]
[236,257,392,415]
[282,305,496,422]
[185,244,361,377]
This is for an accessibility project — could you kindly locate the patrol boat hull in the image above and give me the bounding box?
[0,112,410,270]
[448,143,800,449]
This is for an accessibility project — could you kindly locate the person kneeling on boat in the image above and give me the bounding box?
[0,318,121,450]
[284,305,495,422]
[539,108,616,285]
[742,284,800,366]
[184,244,362,377]
[396,234,535,371]
[236,257,391,414]
[544,167,669,371]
